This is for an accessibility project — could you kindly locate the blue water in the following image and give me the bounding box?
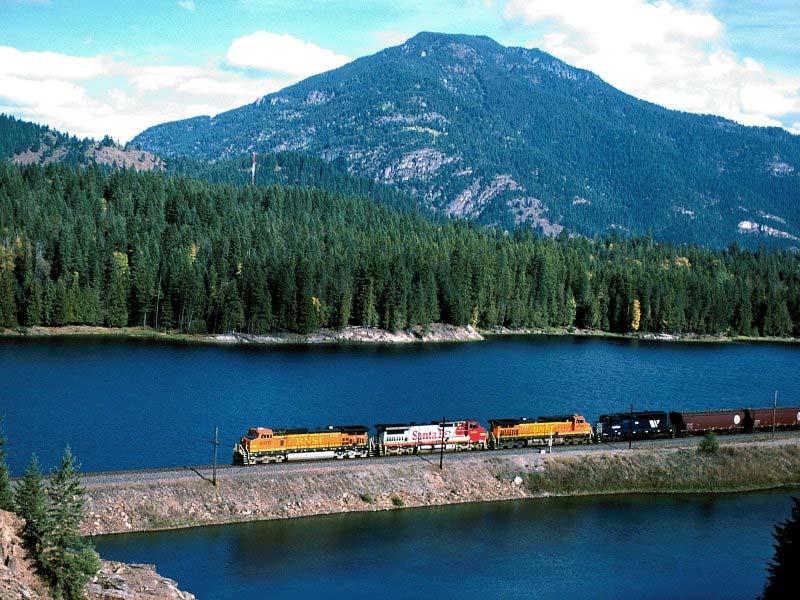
[1,336,799,473]
[93,490,797,599]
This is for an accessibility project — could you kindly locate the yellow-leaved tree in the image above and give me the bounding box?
[630,298,642,332]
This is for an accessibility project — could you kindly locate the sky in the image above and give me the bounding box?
[1,0,799,142]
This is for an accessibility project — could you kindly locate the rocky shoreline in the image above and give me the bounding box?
[0,510,195,600]
[80,434,800,537]
[3,323,798,346]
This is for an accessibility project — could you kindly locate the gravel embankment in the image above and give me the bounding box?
[82,432,800,536]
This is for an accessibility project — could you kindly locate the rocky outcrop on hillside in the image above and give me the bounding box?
[11,132,163,172]
[0,510,194,600]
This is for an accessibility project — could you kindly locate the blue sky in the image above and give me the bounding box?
[1,0,799,140]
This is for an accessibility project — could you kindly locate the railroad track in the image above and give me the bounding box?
[78,430,800,488]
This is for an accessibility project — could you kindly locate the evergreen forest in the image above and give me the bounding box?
[1,162,799,337]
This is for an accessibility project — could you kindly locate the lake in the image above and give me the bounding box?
[1,335,799,473]
[94,490,797,599]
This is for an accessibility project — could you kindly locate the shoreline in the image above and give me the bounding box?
[2,323,799,347]
[81,433,800,537]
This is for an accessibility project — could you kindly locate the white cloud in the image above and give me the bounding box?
[226,31,350,78]
[177,0,195,11]
[0,45,287,142]
[0,45,110,79]
[501,0,800,130]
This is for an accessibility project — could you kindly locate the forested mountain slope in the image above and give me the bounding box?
[132,32,800,249]
[1,162,798,338]
[165,153,419,213]
[0,114,163,172]
[1,115,419,213]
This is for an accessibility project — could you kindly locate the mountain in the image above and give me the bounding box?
[0,114,163,172]
[131,32,800,248]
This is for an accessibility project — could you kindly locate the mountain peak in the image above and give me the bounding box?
[403,31,501,47]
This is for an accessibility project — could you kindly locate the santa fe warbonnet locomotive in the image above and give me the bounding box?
[233,406,800,465]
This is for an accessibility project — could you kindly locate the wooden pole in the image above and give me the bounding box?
[211,426,220,487]
[628,403,633,450]
[439,417,446,470]
[773,390,778,440]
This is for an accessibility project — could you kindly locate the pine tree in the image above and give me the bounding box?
[0,416,14,512]
[24,280,44,326]
[0,266,17,328]
[14,455,49,562]
[41,447,100,600]
[105,252,130,327]
[762,497,800,599]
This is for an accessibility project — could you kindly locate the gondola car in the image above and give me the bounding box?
[233,425,369,465]
[595,411,672,442]
[488,414,593,449]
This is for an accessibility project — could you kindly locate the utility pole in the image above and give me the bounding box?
[439,417,446,470]
[628,403,633,450]
[773,390,778,440]
[211,426,220,487]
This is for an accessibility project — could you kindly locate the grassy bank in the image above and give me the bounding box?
[526,444,800,497]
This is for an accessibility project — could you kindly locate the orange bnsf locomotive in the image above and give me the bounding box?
[488,414,593,449]
[233,425,369,465]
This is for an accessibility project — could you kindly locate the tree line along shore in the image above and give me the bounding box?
[1,162,799,340]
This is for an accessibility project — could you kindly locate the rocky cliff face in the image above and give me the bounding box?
[0,510,195,600]
[0,511,48,600]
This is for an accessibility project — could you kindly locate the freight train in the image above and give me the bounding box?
[232,406,800,465]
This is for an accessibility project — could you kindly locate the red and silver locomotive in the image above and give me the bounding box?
[374,419,488,456]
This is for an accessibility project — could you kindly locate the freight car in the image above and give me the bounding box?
[746,407,800,432]
[374,420,488,456]
[669,409,747,436]
[595,411,672,442]
[232,425,369,465]
[488,415,593,449]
